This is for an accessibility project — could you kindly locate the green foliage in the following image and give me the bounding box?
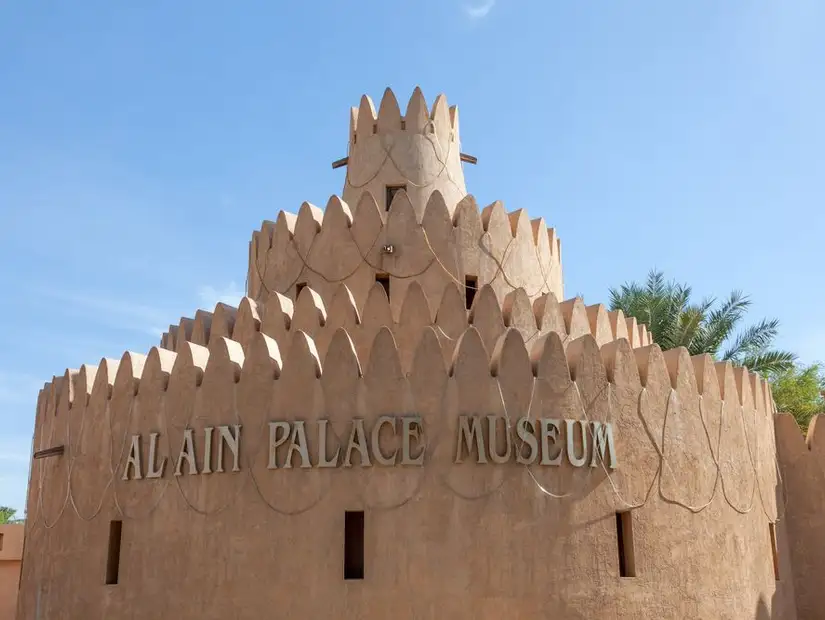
[769,363,825,433]
[0,506,17,524]
[609,270,796,375]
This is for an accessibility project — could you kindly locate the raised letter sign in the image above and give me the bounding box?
[174,429,198,476]
[268,421,290,469]
[217,424,242,473]
[539,419,562,465]
[284,422,311,469]
[515,418,538,465]
[343,419,372,467]
[566,419,588,467]
[590,421,617,470]
[146,432,166,479]
[455,415,487,464]
[317,419,340,468]
[401,416,424,466]
[372,416,398,466]
[122,435,143,481]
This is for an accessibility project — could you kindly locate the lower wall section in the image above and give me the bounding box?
[18,332,798,619]
[0,562,21,620]
[16,467,793,620]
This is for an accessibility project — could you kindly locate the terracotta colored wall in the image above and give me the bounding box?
[17,327,794,619]
[243,192,565,321]
[159,283,651,375]
[775,413,825,619]
[341,88,468,220]
[0,525,23,620]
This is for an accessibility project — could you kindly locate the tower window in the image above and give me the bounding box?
[615,511,636,577]
[105,520,123,585]
[0,533,4,551]
[344,511,365,580]
[295,282,307,298]
[769,523,780,580]
[385,185,406,212]
[465,276,478,310]
[376,274,390,300]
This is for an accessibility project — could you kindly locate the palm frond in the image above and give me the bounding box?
[739,350,797,375]
[721,318,781,362]
[695,290,751,355]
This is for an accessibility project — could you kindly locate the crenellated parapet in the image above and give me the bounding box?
[159,282,652,372]
[342,87,467,217]
[32,327,778,521]
[246,191,565,318]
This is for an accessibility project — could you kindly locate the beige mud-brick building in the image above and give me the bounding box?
[16,87,825,619]
[0,525,23,620]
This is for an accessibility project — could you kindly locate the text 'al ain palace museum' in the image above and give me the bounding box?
[15,88,825,619]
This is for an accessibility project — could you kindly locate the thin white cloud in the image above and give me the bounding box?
[464,0,495,19]
[198,282,246,309]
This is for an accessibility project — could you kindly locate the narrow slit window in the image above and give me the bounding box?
[385,185,406,212]
[295,282,307,298]
[105,520,123,585]
[769,523,780,580]
[376,274,390,300]
[615,511,636,577]
[0,533,4,551]
[465,275,478,310]
[344,511,364,580]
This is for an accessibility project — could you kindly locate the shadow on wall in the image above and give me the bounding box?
[755,595,772,619]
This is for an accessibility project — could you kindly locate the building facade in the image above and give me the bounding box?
[0,525,23,620]
[15,88,825,619]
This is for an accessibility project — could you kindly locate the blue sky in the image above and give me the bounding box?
[1,0,823,513]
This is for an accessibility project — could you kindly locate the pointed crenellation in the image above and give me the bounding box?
[351,87,461,139]
[31,317,783,533]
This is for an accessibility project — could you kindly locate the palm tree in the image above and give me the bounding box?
[608,270,796,375]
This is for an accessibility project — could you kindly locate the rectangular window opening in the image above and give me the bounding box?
[465,275,478,310]
[105,520,123,585]
[385,185,406,212]
[344,511,365,581]
[0,533,4,551]
[769,523,780,581]
[616,511,636,578]
[376,274,390,301]
[295,282,307,298]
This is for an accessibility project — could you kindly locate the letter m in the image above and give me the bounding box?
[455,415,488,464]
[590,421,617,470]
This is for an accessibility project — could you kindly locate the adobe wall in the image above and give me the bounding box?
[0,525,23,620]
[244,191,565,318]
[160,282,651,371]
[341,88,468,218]
[18,326,792,619]
[775,413,825,619]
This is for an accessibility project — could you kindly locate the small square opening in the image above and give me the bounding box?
[465,276,478,310]
[616,511,636,577]
[385,185,406,212]
[375,274,390,300]
[344,511,364,580]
